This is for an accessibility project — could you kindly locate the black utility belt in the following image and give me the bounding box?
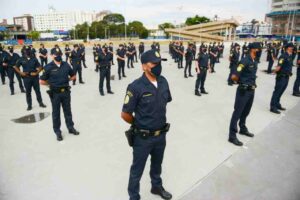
[135,123,170,138]
[100,66,110,69]
[277,73,290,78]
[238,84,256,91]
[200,67,208,70]
[50,86,70,93]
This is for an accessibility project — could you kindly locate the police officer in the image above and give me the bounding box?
[39,43,48,67]
[29,45,37,58]
[70,44,84,85]
[94,44,100,72]
[228,43,240,86]
[2,46,25,95]
[65,44,71,63]
[177,42,184,69]
[209,43,218,73]
[184,43,194,78]
[270,43,294,114]
[138,42,145,59]
[40,50,79,141]
[266,43,276,74]
[79,44,87,68]
[121,49,172,200]
[14,46,46,111]
[0,44,8,85]
[241,42,248,59]
[292,47,300,97]
[108,42,115,65]
[127,43,135,68]
[228,42,260,146]
[195,46,211,96]
[116,44,127,80]
[97,46,114,96]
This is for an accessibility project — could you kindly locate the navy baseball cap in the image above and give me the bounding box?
[248,42,261,49]
[51,47,60,55]
[285,43,294,48]
[141,50,162,64]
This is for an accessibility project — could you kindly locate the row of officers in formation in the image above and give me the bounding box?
[0,40,299,200]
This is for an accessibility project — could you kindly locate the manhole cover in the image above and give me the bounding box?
[12,112,50,123]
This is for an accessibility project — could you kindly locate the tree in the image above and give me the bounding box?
[185,15,211,26]
[27,31,40,40]
[128,21,149,39]
[103,13,125,25]
[158,22,175,38]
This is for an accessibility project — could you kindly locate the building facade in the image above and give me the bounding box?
[13,15,34,31]
[266,0,300,40]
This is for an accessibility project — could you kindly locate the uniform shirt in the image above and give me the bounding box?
[40,61,75,88]
[139,44,144,52]
[3,52,20,67]
[230,50,240,65]
[122,73,172,131]
[116,49,126,61]
[15,56,41,73]
[98,51,112,67]
[197,52,210,68]
[267,47,275,61]
[31,48,36,56]
[277,52,293,75]
[0,50,9,66]
[70,50,82,65]
[185,48,194,61]
[39,48,48,58]
[65,47,71,56]
[242,45,248,54]
[235,55,258,86]
[51,48,63,56]
[127,46,135,57]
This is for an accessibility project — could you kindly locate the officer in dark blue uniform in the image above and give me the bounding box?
[65,44,71,63]
[0,44,9,85]
[40,50,79,141]
[209,43,218,73]
[138,42,145,59]
[39,43,48,67]
[79,44,87,68]
[266,43,276,74]
[29,45,36,58]
[97,46,114,96]
[184,43,194,78]
[228,43,240,86]
[177,42,184,69]
[270,43,294,114]
[228,42,260,146]
[116,44,127,80]
[2,46,25,95]
[241,42,248,58]
[121,49,172,200]
[195,46,211,96]
[69,44,84,85]
[14,47,46,111]
[127,43,135,68]
[292,48,300,97]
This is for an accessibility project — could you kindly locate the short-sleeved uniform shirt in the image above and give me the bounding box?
[277,52,293,75]
[40,61,75,88]
[116,49,126,61]
[230,50,240,65]
[197,52,210,68]
[3,52,20,67]
[39,48,48,57]
[122,74,172,131]
[235,55,258,86]
[15,56,41,73]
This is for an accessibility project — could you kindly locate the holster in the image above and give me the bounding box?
[46,90,54,99]
[125,126,135,147]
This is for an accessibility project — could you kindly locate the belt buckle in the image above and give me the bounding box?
[60,88,65,92]
[154,130,160,136]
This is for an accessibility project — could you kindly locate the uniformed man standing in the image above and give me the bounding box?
[65,44,71,63]
[121,49,172,200]
[127,43,135,68]
[184,43,194,78]
[14,47,46,111]
[70,44,84,85]
[39,43,48,67]
[0,44,8,84]
[228,43,240,86]
[266,43,276,74]
[97,46,114,96]
[138,42,145,59]
[270,43,294,114]
[116,44,127,80]
[79,44,87,68]
[195,46,211,96]
[228,43,260,146]
[292,47,300,97]
[109,42,115,65]
[40,50,79,141]
[209,43,218,73]
[241,42,248,58]
[2,46,25,95]
[177,42,184,69]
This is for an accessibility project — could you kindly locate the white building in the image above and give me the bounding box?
[13,14,34,31]
[33,7,99,31]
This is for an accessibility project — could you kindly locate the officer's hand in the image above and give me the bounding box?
[30,72,38,76]
[231,74,239,82]
[20,72,27,77]
[209,68,212,73]
[2,63,8,67]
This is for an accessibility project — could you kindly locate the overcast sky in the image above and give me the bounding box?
[0,0,271,28]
